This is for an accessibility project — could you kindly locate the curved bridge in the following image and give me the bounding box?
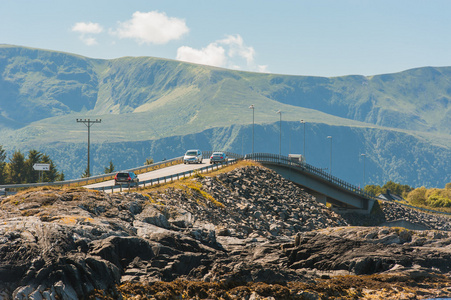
[246,153,376,213]
[0,151,375,213]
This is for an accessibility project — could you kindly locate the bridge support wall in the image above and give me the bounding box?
[262,163,374,214]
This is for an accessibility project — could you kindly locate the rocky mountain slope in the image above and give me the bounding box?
[1,164,451,299]
[0,45,450,187]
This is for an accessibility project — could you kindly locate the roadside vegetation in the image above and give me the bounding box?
[0,145,64,184]
[366,181,451,212]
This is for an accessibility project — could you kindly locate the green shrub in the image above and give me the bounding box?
[406,187,427,206]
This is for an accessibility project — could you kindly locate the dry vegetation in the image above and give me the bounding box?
[89,273,451,299]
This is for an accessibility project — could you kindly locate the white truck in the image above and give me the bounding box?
[288,154,306,164]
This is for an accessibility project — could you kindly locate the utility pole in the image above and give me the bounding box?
[249,104,255,156]
[76,118,101,177]
[277,110,282,161]
[361,153,366,189]
[327,136,332,175]
[300,120,305,160]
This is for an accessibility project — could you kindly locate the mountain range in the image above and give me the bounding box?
[0,44,449,187]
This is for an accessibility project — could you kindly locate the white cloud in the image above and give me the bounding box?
[72,22,103,34]
[218,35,255,65]
[176,44,226,67]
[81,37,98,46]
[113,11,189,44]
[258,65,269,73]
[72,22,103,46]
[176,34,268,73]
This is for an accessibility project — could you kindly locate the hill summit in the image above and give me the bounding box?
[0,44,449,187]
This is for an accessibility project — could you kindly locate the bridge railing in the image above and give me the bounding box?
[91,158,240,193]
[246,153,376,201]
[202,151,244,160]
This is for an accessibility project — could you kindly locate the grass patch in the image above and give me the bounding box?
[135,161,263,208]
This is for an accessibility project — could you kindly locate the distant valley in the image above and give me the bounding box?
[0,44,449,187]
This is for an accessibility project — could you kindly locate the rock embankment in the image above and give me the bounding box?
[0,165,450,299]
[153,166,347,239]
[342,197,451,231]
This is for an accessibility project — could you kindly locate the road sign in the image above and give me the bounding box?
[33,163,50,171]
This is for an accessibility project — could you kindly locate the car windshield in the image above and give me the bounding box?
[117,173,129,177]
[186,151,197,156]
[213,153,223,156]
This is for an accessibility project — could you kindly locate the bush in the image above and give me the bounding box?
[407,186,451,208]
[406,187,427,206]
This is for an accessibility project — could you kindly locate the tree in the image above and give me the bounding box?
[364,184,383,196]
[104,160,115,174]
[145,157,154,165]
[0,145,6,184]
[40,154,63,182]
[81,167,90,178]
[364,181,413,198]
[382,181,412,198]
[24,149,42,183]
[7,150,26,184]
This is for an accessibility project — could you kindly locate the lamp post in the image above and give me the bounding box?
[361,153,366,189]
[249,104,254,156]
[327,136,332,175]
[76,118,101,177]
[300,120,305,160]
[277,110,282,161]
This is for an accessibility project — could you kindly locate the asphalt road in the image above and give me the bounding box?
[84,159,217,191]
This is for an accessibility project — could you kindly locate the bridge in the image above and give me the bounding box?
[246,153,376,214]
[0,152,375,213]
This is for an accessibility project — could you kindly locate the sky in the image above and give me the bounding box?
[1,0,451,77]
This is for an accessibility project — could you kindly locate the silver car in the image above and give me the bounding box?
[183,149,203,164]
[210,152,228,164]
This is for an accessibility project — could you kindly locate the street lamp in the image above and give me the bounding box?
[300,120,305,160]
[361,153,366,189]
[249,104,254,156]
[277,110,282,160]
[327,136,332,175]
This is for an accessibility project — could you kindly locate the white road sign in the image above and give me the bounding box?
[33,163,50,171]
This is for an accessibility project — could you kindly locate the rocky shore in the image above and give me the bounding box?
[1,164,451,299]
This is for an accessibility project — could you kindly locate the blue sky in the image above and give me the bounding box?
[1,0,450,77]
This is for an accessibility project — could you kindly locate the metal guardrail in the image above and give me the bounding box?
[246,153,376,201]
[0,156,184,195]
[202,151,244,160]
[0,153,242,195]
[92,158,240,193]
[0,151,373,201]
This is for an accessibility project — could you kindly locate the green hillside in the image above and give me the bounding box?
[0,45,449,187]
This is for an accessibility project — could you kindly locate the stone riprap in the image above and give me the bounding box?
[342,198,451,231]
[0,165,450,299]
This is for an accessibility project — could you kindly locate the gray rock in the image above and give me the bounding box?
[1,166,450,298]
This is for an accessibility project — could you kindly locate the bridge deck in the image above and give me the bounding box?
[248,153,375,213]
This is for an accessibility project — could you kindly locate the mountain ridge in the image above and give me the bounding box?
[0,45,449,187]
